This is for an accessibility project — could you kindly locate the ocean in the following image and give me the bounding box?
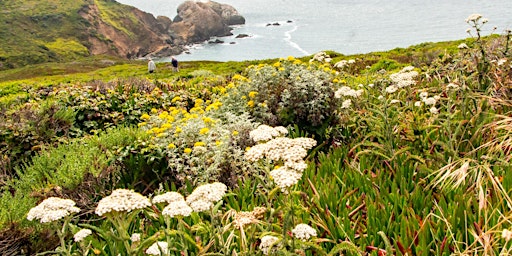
[116,0,512,62]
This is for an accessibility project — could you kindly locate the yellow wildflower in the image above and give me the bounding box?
[138,122,147,127]
[199,127,209,135]
[215,141,222,146]
[141,114,151,120]
[158,111,169,119]
[248,91,258,98]
[245,147,251,151]
[151,108,158,114]
[175,127,183,133]
[167,143,176,149]
[232,131,239,136]
[287,56,295,61]
[194,141,206,147]
[171,96,182,103]
[273,62,281,68]
[333,78,339,83]
[247,100,255,108]
[242,96,247,100]
[184,148,192,154]
[279,67,285,71]
[161,123,172,130]
[293,59,302,65]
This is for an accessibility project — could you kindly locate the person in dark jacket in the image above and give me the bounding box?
[171,56,179,72]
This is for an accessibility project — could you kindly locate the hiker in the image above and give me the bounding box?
[171,56,179,72]
[148,58,156,73]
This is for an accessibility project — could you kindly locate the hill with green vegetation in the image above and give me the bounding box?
[0,16,511,255]
[0,0,178,70]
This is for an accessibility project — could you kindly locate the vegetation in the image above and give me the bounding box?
[0,15,511,255]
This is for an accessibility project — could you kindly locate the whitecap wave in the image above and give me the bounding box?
[284,24,309,55]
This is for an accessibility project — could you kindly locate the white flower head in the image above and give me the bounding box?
[259,235,280,255]
[385,85,398,94]
[146,241,169,255]
[423,97,437,106]
[447,83,460,90]
[250,125,288,142]
[458,43,469,49]
[292,223,317,241]
[27,197,80,223]
[162,200,193,218]
[270,167,303,191]
[430,106,439,115]
[73,229,92,242]
[414,101,422,107]
[95,189,151,216]
[502,229,512,242]
[186,182,227,212]
[466,14,482,23]
[131,233,141,243]
[341,99,352,109]
[152,192,184,205]
[390,99,400,104]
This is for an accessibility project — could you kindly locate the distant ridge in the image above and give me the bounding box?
[0,0,245,70]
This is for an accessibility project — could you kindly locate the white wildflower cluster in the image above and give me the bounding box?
[341,99,352,109]
[162,200,193,218]
[497,58,507,66]
[185,182,227,212]
[249,125,288,142]
[465,14,482,23]
[388,66,419,90]
[245,129,316,191]
[503,229,512,242]
[458,43,469,49]
[334,86,363,99]
[131,233,141,243]
[153,192,185,204]
[291,223,317,241]
[259,235,280,255]
[146,241,169,255]
[446,83,460,90]
[309,52,332,63]
[333,59,356,69]
[73,229,92,242]
[27,197,80,223]
[95,189,151,216]
[416,91,440,114]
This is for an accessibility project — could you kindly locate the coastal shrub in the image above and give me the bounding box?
[226,57,338,140]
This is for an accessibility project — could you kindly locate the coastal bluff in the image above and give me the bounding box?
[0,0,245,70]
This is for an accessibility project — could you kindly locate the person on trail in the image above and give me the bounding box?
[148,58,156,73]
[171,56,179,72]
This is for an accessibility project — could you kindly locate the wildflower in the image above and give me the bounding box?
[390,99,400,104]
[270,167,303,190]
[260,235,279,255]
[430,106,439,115]
[233,211,259,229]
[194,141,206,147]
[390,67,418,88]
[167,143,176,149]
[27,197,80,223]
[232,131,239,136]
[153,192,184,204]
[419,91,428,99]
[175,127,183,134]
[502,229,512,242]
[348,59,356,64]
[481,18,488,24]
[184,148,192,154]
[341,99,352,109]
[151,108,158,114]
[465,14,482,23]
[334,86,363,98]
[292,223,317,241]
[146,241,169,255]
[497,58,507,66]
[334,60,348,69]
[368,83,374,88]
[247,100,255,108]
[423,97,437,106]
[73,229,92,242]
[249,125,288,142]
[248,91,258,98]
[141,114,151,120]
[447,83,460,90]
[414,101,422,107]
[95,189,151,216]
[186,182,227,212]
[385,85,398,94]
[162,200,193,218]
[131,233,141,243]
[458,43,469,49]
[171,96,181,102]
[378,95,384,100]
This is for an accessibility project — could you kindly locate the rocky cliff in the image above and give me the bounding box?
[170,1,245,44]
[0,0,245,70]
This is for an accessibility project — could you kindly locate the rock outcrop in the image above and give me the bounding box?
[171,1,245,44]
[78,3,183,59]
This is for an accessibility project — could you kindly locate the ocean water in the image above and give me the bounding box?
[117,0,512,61]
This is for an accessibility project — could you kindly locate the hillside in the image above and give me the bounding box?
[0,0,179,70]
